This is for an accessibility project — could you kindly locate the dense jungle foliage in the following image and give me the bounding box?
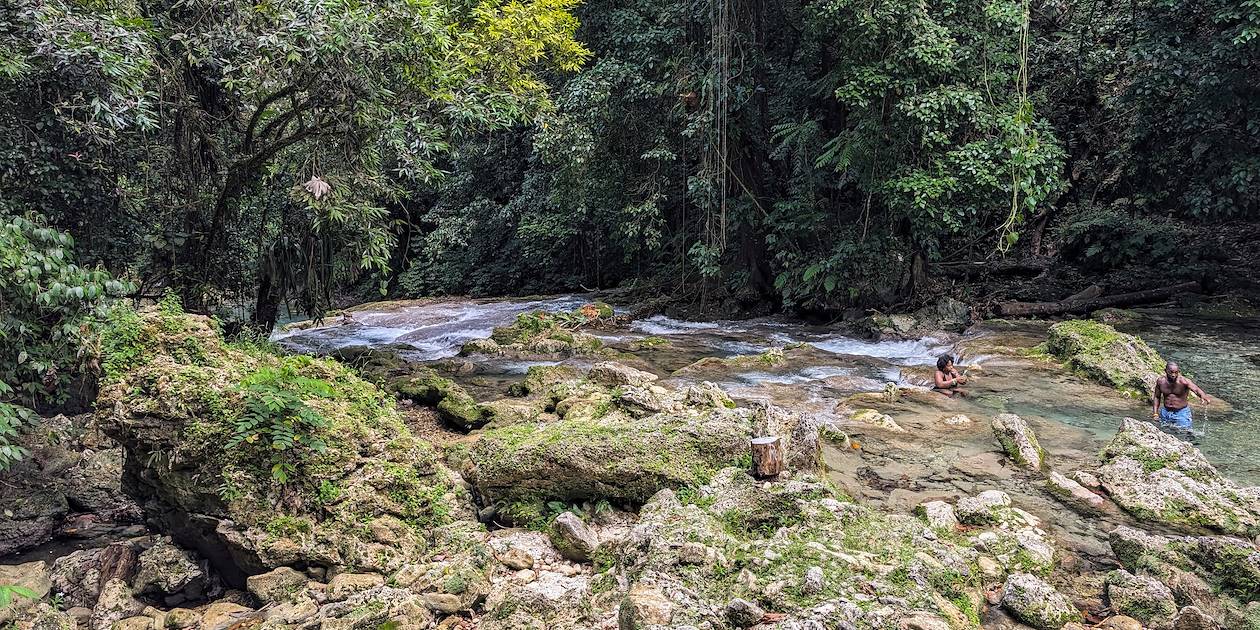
[4,0,1258,320]
[0,0,1258,460]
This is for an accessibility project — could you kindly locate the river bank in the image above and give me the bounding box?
[2,295,1257,630]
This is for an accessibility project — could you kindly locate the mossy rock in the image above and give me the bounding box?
[95,305,473,585]
[1046,319,1165,398]
[466,409,751,505]
[391,369,491,431]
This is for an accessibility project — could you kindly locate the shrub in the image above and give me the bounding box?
[0,214,131,468]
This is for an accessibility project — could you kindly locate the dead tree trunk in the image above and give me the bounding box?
[750,436,784,479]
[995,281,1201,317]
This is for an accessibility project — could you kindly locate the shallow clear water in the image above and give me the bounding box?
[277,296,1259,485]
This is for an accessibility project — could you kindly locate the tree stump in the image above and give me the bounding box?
[98,541,140,586]
[750,436,784,479]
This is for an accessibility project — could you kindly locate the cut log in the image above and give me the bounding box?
[995,281,1201,317]
[750,436,784,479]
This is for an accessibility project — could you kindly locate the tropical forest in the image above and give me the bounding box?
[1,0,1259,629]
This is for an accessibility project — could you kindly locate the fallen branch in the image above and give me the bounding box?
[995,281,1201,317]
[933,257,1052,278]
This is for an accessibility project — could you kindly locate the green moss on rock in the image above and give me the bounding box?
[96,305,473,579]
[1046,319,1165,398]
[467,409,751,505]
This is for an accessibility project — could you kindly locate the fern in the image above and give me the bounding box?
[229,363,332,483]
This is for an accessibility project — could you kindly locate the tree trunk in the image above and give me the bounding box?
[750,436,784,479]
[251,244,283,334]
[995,281,1200,317]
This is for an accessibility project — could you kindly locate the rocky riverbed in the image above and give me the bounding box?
[2,296,1257,629]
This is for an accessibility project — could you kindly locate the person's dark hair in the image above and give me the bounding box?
[936,355,954,371]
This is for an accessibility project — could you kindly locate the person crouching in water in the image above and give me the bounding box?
[934,355,967,396]
[1153,361,1211,429]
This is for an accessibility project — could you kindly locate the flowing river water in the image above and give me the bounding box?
[276,295,1260,571]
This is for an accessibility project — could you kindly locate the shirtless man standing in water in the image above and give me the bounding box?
[1153,361,1211,429]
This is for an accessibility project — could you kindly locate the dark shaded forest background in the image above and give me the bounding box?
[3,0,1258,330]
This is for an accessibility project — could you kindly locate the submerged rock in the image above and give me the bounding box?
[846,407,906,433]
[992,413,1046,470]
[1098,418,1260,535]
[1046,320,1164,398]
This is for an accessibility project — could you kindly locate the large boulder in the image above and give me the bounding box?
[467,406,750,506]
[95,305,473,586]
[1107,526,1260,625]
[992,413,1045,470]
[1098,418,1260,535]
[1046,320,1164,398]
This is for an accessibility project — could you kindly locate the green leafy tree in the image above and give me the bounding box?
[1,0,589,327]
[0,214,131,468]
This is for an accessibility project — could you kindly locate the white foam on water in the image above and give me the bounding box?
[631,315,721,335]
[810,335,946,366]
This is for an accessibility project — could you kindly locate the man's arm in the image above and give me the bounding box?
[1185,378,1211,404]
[1153,380,1162,418]
[935,371,954,388]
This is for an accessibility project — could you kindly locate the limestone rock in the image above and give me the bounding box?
[1106,569,1177,626]
[498,547,535,570]
[328,572,384,601]
[199,601,253,630]
[1046,320,1164,397]
[899,612,952,630]
[618,584,674,629]
[95,306,470,586]
[588,362,658,388]
[1099,418,1260,535]
[164,608,199,629]
[802,566,824,594]
[956,490,1013,525]
[726,598,765,627]
[467,407,749,505]
[132,537,205,601]
[13,602,78,630]
[90,578,144,630]
[1000,573,1080,629]
[992,413,1045,469]
[1172,606,1221,630]
[1100,616,1144,630]
[245,566,307,604]
[550,512,598,562]
[1046,471,1105,511]
[422,592,464,613]
[482,572,589,630]
[49,548,106,609]
[0,561,51,623]
[915,501,959,531]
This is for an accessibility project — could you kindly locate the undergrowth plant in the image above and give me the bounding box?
[229,361,333,483]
